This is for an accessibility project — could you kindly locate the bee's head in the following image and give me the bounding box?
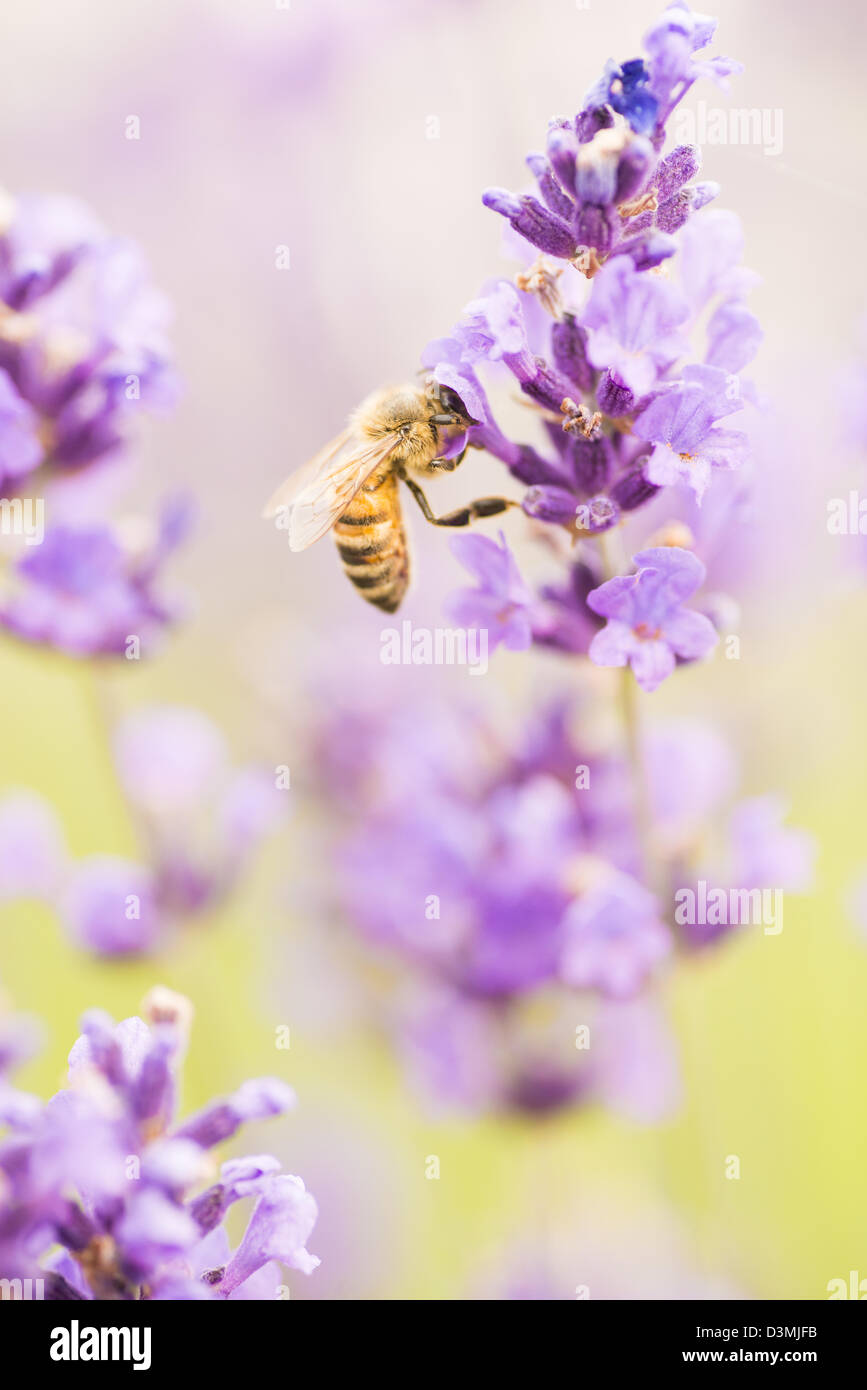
[360,381,475,471]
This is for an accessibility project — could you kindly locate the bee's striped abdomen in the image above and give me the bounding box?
[333,472,409,613]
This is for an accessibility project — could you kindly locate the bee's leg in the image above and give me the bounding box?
[402,477,517,528]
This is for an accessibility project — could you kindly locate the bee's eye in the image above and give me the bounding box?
[398,423,412,438]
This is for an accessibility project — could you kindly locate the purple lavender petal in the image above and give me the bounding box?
[216,1174,319,1292]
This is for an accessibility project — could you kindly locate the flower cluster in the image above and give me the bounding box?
[0,705,287,955]
[0,191,187,656]
[421,1,762,691]
[308,674,810,1117]
[294,3,814,1123]
[0,986,317,1299]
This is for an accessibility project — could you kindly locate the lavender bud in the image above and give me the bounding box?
[575,105,614,143]
[544,419,572,457]
[522,485,578,525]
[655,144,701,203]
[546,126,580,197]
[655,191,691,234]
[575,142,618,206]
[656,181,720,233]
[570,434,611,494]
[569,559,604,605]
[623,209,654,237]
[520,359,578,414]
[575,495,619,533]
[550,314,594,393]
[526,154,575,221]
[614,136,654,204]
[610,460,660,511]
[508,443,572,488]
[482,188,577,258]
[576,203,614,256]
[597,371,635,416]
[55,1199,97,1252]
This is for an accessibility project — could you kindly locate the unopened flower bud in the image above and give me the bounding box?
[571,434,611,494]
[551,314,595,393]
[597,371,634,417]
[575,495,619,533]
[482,188,577,258]
[615,136,654,203]
[523,485,578,525]
[655,144,701,203]
[546,126,580,197]
[526,153,575,221]
[610,460,660,511]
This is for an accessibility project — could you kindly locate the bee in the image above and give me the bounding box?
[262,379,515,612]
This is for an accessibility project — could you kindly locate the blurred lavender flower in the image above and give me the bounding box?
[0,704,288,955]
[0,987,317,1298]
[0,193,176,475]
[0,190,185,657]
[298,620,812,1117]
[560,866,671,996]
[0,502,191,657]
[0,791,66,903]
[728,796,814,893]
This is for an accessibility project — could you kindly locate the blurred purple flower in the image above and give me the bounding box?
[62,857,163,956]
[0,191,185,659]
[0,790,67,902]
[0,988,317,1297]
[0,369,42,488]
[0,506,190,657]
[0,193,177,474]
[560,867,672,997]
[729,796,814,892]
[0,704,287,955]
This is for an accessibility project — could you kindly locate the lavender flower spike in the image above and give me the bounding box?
[587,546,718,691]
[0,987,317,1299]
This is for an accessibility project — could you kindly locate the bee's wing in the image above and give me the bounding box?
[262,428,399,551]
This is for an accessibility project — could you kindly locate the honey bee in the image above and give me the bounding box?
[262,380,515,612]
